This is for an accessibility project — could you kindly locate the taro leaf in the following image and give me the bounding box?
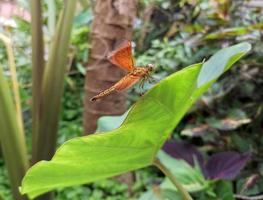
[139,188,182,200]
[204,152,250,180]
[21,43,250,198]
[96,110,129,132]
[197,42,251,88]
[162,139,204,167]
[158,151,207,192]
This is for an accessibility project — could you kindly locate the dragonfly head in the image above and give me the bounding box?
[146,64,154,72]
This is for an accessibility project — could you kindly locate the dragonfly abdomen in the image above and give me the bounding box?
[90,86,116,101]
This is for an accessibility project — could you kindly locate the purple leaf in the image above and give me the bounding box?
[162,139,204,167]
[204,151,250,180]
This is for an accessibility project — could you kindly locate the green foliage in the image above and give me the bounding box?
[139,188,182,200]
[0,163,12,200]
[0,1,78,199]
[32,0,77,162]
[213,181,234,200]
[134,1,263,197]
[136,39,194,75]
[55,179,130,200]
[139,149,238,199]
[0,0,261,199]
[0,65,28,200]
[158,151,206,193]
[21,43,249,198]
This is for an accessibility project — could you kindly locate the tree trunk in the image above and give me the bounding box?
[84,0,137,134]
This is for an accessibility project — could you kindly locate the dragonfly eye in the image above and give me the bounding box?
[146,64,154,71]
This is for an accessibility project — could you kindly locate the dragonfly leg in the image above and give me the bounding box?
[138,79,145,95]
[149,76,157,84]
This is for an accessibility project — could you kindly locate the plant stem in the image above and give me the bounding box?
[35,0,77,161]
[30,0,45,164]
[153,158,193,200]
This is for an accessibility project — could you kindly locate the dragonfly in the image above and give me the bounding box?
[90,40,155,101]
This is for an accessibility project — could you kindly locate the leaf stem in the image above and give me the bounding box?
[34,0,77,161]
[153,158,193,200]
[30,0,45,164]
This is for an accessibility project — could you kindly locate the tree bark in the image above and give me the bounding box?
[84,0,137,134]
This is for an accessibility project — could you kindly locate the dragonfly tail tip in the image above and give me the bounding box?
[90,97,97,102]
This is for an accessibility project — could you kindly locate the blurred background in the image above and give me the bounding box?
[0,0,263,199]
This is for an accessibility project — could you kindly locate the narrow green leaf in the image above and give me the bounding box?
[0,34,24,140]
[197,42,251,88]
[204,27,249,40]
[0,67,29,200]
[21,43,250,198]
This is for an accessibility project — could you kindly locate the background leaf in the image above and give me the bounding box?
[158,151,207,192]
[139,188,182,200]
[214,181,235,200]
[162,139,204,167]
[203,152,250,180]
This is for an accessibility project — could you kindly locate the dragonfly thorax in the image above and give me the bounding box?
[131,64,154,77]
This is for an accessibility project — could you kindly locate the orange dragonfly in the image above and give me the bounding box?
[90,41,154,101]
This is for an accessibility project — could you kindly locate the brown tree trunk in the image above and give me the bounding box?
[84,0,137,134]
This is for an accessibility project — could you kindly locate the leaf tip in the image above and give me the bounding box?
[197,42,252,88]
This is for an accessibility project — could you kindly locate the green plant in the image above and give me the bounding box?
[21,42,251,199]
[32,0,77,163]
[0,1,77,199]
[0,67,28,200]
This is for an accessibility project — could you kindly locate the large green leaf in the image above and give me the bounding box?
[21,43,250,198]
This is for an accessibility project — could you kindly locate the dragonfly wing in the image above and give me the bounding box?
[114,74,141,91]
[107,41,135,72]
